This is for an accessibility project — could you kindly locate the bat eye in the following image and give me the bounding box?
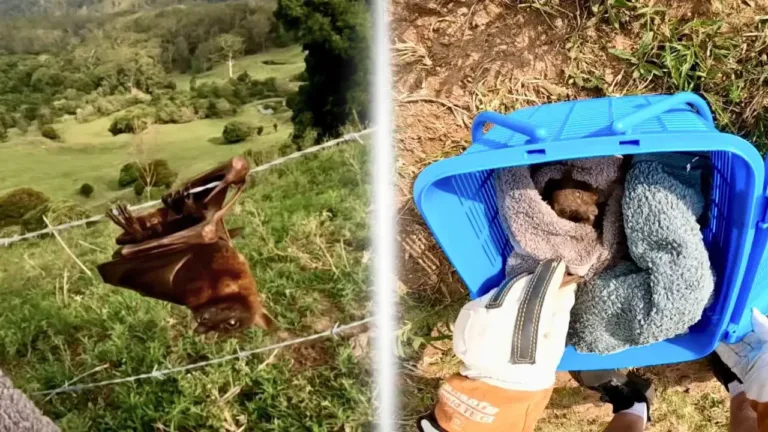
[225,319,239,329]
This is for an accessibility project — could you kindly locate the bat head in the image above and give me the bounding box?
[193,298,274,334]
[551,188,599,225]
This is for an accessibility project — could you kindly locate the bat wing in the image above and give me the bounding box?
[97,245,195,305]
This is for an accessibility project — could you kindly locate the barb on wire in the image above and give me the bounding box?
[0,129,373,247]
[34,317,372,397]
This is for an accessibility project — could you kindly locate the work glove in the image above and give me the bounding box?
[715,308,768,403]
[418,259,578,432]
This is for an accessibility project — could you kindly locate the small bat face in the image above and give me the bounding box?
[551,188,599,225]
[194,301,254,333]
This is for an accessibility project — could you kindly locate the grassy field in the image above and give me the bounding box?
[0,142,372,431]
[0,45,304,213]
[0,105,293,211]
[392,0,764,430]
[172,46,306,90]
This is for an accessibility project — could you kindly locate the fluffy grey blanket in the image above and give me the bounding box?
[567,153,714,354]
[494,157,625,279]
[0,369,59,432]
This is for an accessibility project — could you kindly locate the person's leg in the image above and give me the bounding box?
[708,353,758,432]
[570,370,654,432]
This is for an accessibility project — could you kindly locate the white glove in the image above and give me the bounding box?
[453,259,578,391]
[715,308,768,402]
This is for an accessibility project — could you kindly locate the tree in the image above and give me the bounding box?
[215,34,245,78]
[172,36,191,73]
[274,0,371,143]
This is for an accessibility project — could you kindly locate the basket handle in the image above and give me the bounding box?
[472,111,549,144]
[611,92,714,134]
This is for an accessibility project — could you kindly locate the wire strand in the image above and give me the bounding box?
[0,129,374,247]
[33,317,373,396]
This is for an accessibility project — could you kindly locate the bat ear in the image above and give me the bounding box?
[253,310,276,330]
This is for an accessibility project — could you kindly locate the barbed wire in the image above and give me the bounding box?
[0,129,373,247]
[34,317,373,396]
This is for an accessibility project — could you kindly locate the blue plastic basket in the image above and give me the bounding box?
[413,92,768,370]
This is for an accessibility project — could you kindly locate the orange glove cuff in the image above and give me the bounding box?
[434,375,553,432]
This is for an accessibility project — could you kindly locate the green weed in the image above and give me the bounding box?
[0,143,372,431]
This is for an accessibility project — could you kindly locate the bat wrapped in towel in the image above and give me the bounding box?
[97,156,274,334]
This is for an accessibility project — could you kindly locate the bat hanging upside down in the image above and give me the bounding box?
[96,156,274,334]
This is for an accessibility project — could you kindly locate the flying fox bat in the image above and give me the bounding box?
[96,156,274,334]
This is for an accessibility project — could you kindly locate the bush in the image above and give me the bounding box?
[20,200,91,233]
[222,120,253,144]
[75,105,98,123]
[109,107,154,136]
[243,147,277,166]
[118,162,141,187]
[257,125,264,136]
[138,159,178,189]
[155,100,196,124]
[134,185,166,200]
[14,116,29,133]
[40,125,60,141]
[278,139,297,157]
[0,126,6,142]
[79,183,94,198]
[211,98,235,118]
[0,188,50,228]
[290,71,309,82]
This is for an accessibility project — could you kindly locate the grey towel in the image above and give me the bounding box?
[568,153,715,354]
[494,157,625,279]
[0,369,59,432]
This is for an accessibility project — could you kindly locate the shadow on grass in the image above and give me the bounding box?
[207,136,230,146]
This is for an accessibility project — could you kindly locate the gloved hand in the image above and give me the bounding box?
[418,259,579,432]
[715,308,768,403]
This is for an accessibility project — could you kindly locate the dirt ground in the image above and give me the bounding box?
[390,0,750,430]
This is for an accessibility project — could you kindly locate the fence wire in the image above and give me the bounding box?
[1,129,373,247]
[34,317,373,396]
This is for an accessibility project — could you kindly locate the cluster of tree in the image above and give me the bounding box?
[274,0,371,143]
[107,74,287,135]
[0,0,296,139]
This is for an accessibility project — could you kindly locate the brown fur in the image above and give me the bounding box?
[542,170,600,226]
[97,156,274,334]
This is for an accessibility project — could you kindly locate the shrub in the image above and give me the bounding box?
[35,106,54,125]
[257,125,264,136]
[40,125,60,141]
[243,147,277,166]
[134,185,165,200]
[278,139,297,157]
[155,100,196,124]
[75,105,98,123]
[109,107,154,136]
[290,71,308,82]
[0,188,50,228]
[211,98,235,118]
[0,126,6,142]
[222,120,253,144]
[137,159,178,190]
[20,200,90,233]
[79,183,94,198]
[118,162,141,187]
[14,116,29,133]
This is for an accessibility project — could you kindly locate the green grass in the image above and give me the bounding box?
[0,142,372,431]
[173,46,306,90]
[0,103,293,211]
